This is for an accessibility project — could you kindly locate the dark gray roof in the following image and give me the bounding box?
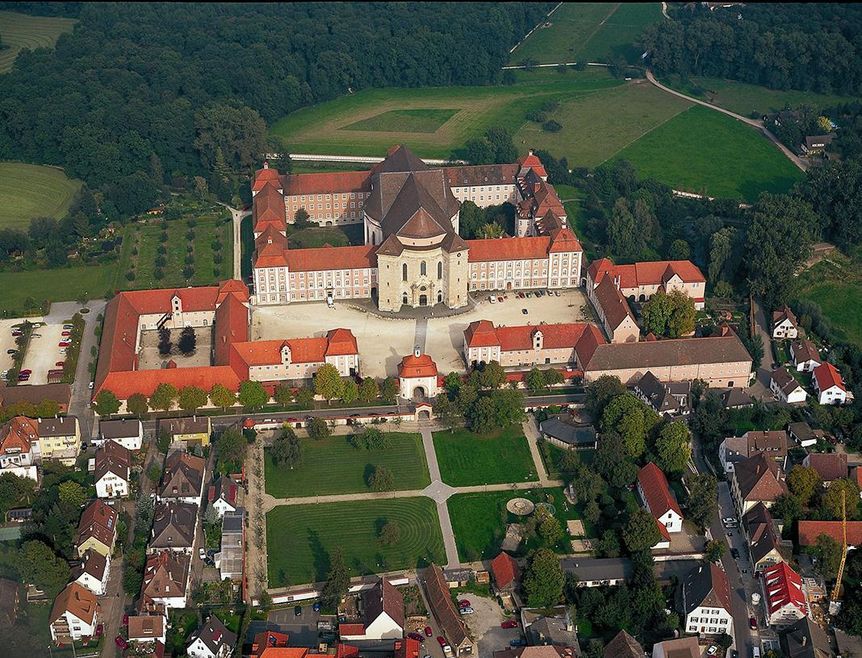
[719,387,752,409]
[678,563,732,615]
[99,418,142,439]
[771,367,803,395]
[150,501,196,550]
[38,416,77,437]
[779,617,830,658]
[222,509,244,535]
[743,503,784,566]
[189,615,236,655]
[584,333,751,372]
[527,615,579,651]
[560,557,631,582]
[539,417,596,447]
[634,371,690,414]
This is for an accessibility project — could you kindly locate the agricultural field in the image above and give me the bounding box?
[510,3,662,65]
[0,162,82,229]
[264,433,430,498]
[0,10,76,73]
[0,264,115,317]
[344,109,459,134]
[662,75,859,118]
[613,105,805,200]
[432,426,536,487]
[797,251,862,348]
[266,497,445,586]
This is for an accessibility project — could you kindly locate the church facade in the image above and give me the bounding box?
[251,145,582,312]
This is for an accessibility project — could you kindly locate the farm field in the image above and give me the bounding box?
[510,3,662,65]
[344,108,459,133]
[432,426,536,487]
[0,10,76,73]
[0,264,115,316]
[266,497,445,586]
[797,252,862,348]
[264,433,430,498]
[614,105,805,200]
[662,75,858,118]
[0,162,82,229]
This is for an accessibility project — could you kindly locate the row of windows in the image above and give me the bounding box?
[688,617,727,624]
[402,261,444,280]
[289,192,370,202]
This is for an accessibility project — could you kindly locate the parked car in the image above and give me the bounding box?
[509,639,526,647]
[122,614,129,626]
[459,607,474,615]
[61,331,71,337]
[488,296,496,304]
[707,646,718,656]
[521,308,528,314]
[11,330,22,337]
[458,599,471,608]
[55,361,65,367]
[199,547,206,559]
[730,548,740,560]
[722,517,736,525]
[63,324,74,330]
[6,349,16,355]
[436,637,447,647]
[58,341,71,347]
[408,633,425,642]
[497,296,503,303]
[313,602,321,612]
[295,606,303,617]
[424,626,432,637]
[115,636,129,649]
[17,373,30,381]
[501,620,518,629]
[20,369,31,375]
[748,616,758,630]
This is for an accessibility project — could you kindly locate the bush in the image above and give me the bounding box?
[540,99,560,113]
[160,231,168,243]
[125,270,135,281]
[213,253,223,264]
[526,110,547,123]
[131,246,138,256]
[212,240,222,251]
[187,218,197,228]
[155,255,166,267]
[542,120,563,133]
[154,267,164,279]
[713,280,734,299]
[185,229,195,241]
[186,244,194,253]
[184,254,195,266]
[157,244,167,255]
[182,265,194,279]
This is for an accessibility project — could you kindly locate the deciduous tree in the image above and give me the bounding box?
[368,465,394,491]
[623,508,662,553]
[306,417,330,440]
[686,473,718,530]
[58,481,87,509]
[787,465,821,506]
[215,427,247,474]
[655,421,692,473]
[320,547,349,611]
[178,386,208,413]
[523,548,564,607]
[127,392,150,417]
[601,393,657,458]
[314,364,344,404]
[149,383,178,411]
[238,380,268,409]
[358,377,379,404]
[272,426,302,469]
[16,540,70,598]
[93,389,121,416]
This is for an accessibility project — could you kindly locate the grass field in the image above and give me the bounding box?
[614,105,804,200]
[797,251,862,348]
[662,75,858,118]
[0,264,115,316]
[510,3,662,65]
[433,426,536,487]
[266,497,445,586]
[0,162,82,229]
[0,10,76,73]
[344,109,459,134]
[286,222,365,249]
[264,433,430,498]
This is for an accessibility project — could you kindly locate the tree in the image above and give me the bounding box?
[624,508,662,553]
[149,382,178,411]
[238,380,268,409]
[210,383,236,411]
[705,539,726,563]
[536,507,564,548]
[523,548,564,607]
[194,102,268,173]
[271,426,302,468]
[93,389,121,416]
[358,377,379,403]
[294,207,311,229]
[478,360,506,390]
[0,473,36,518]
[178,326,196,355]
[147,462,162,483]
[379,520,401,546]
[314,363,344,404]
[594,432,638,488]
[821,478,860,519]
[368,465,394,491]
[787,465,821,505]
[686,473,718,530]
[669,239,691,260]
[811,534,842,580]
[381,377,398,403]
[296,386,315,409]
[215,427,247,474]
[127,392,150,417]
[341,378,359,405]
[525,368,546,394]
[16,540,70,598]
[58,481,87,508]
[608,198,645,261]
[158,326,172,356]
[433,394,463,432]
[601,393,657,458]
[641,290,696,338]
[320,547,349,610]
[306,417,330,440]
[655,421,692,473]
[350,426,389,450]
[585,375,626,419]
[542,368,564,388]
[178,385,208,413]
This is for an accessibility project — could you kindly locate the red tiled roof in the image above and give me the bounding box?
[282,170,370,196]
[338,624,366,636]
[517,152,547,178]
[490,552,519,589]
[588,258,705,288]
[214,292,249,366]
[804,452,847,482]
[466,236,552,261]
[854,466,862,489]
[99,365,242,400]
[398,353,437,378]
[464,320,499,348]
[798,520,862,547]
[548,227,582,253]
[284,244,376,272]
[763,561,806,617]
[253,183,287,233]
[50,582,99,625]
[0,416,39,455]
[638,462,682,518]
[252,165,282,193]
[326,328,359,356]
[77,500,118,549]
[496,323,592,352]
[255,226,290,267]
[393,638,420,658]
[813,362,845,393]
[592,276,635,331]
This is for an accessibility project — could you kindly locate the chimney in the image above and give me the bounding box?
[414,346,421,359]
[263,160,269,170]
[528,149,534,156]
[802,637,807,646]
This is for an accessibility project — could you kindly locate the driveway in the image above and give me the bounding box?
[66,299,107,440]
[457,596,514,658]
[266,606,324,647]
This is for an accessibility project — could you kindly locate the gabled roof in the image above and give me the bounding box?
[0,416,38,455]
[466,236,563,262]
[679,563,731,614]
[50,582,99,625]
[588,258,705,288]
[150,501,197,549]
[603,630,644,658]
[813,361,845,392]
[128,614,165,642]
[797,520,862,547]
[99,418,142,440]
[763,561,806,617]
[442,164,518,188]
[73,549,108,583]
[464,320,500,348]
[490,552,519,590]
[159,451,205,500]
[208,475,238,508]
[420,564,470,648]
[362,579,404,630]
[637,462,682,518]
[188,615,236,655]
[464,320,599,353]
[252,163,282,193]
[743,503,784,565]
[803,452,847,482]
[76,500,118,549]
[779,617,831,658]
[142,551,190,601]
[284,244,376,272]
[94,439,131,482]
[399,353,438,378]
[734,453,787,503]
[771,366,805,396]
[772,306,797,328]
[592,276,635,331]
[790,339,820,364]
[282,170,370,196]
[373,144,429,174]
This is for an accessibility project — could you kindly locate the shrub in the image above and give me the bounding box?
[183,265,194,279]
[155,255,166,267]
[184,254,194,266]
[213,253,222,264]
[131,246,138,256]
[185,229,195,241]
[526,110,547,123]
[540,99,560,113]
[154,267,164,279]
[125,270,135,281]
[212,240,222,251]
[160,231,168,243]
[542,120,563,133]
[187,218,197,228]
[157,244,167,255]
[186,244,194,253]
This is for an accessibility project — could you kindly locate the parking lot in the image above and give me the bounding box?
[0,319,33,381]
[265,605,326,647]
[20,320,69,385]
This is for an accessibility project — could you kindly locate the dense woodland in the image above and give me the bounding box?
[642,3,862,95]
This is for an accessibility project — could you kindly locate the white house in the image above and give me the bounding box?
[94,440,131,499]
[208,476,238,518]
[397,349,439,401]
[73,549,110,596]
[95,418,143,451]
[790,339,821,373]
[636,463,683,549]
[187,615,237,658]
[770,367,807,404]
[772,306,798,339]
[678,563,734,638]
[813,362,847,405]
[0,416,39,481]
[339,579,405,641]
[49,582,101,643]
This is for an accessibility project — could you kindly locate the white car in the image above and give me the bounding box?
[199,547,206,559]
[488,295,496,304]
[459,607,474,615]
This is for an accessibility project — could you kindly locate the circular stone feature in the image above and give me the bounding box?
[535,502,556,516]
[506,498,535,516]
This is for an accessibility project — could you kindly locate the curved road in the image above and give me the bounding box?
[645,69,808,172]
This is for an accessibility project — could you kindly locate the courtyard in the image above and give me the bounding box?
[137,326,212,370]
[251,287,590,379]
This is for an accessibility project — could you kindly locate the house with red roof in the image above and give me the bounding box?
[812,361,847,405]
[490,551,520,593]
[636,463,683,549]
[339,579,405,641]
[0,416,39,481]
[797,520,862,548]
[762,561,807,626]
[587,257,706,310]
[398,349,439,401]
[802,452,847,485]
[208,475,238,518]
[585,275,640,344]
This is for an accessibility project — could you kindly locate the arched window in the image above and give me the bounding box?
[402,293,408,305]
[402,263,408,281]
[420,261,427,276]
[437,291,443,303]
[437,261,443,279]
[371,233,376,246]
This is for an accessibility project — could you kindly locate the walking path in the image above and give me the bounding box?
[217,201,251,281]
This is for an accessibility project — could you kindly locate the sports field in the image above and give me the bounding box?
[0,10,76,73]
[266,497,445,586]
[264,433,430,498]
[510,3,662,65]
[432,426,536,487]
[0,162,81,229]
[613,105,804,200]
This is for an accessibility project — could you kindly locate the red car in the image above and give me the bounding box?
[115,636,129,649]
[424,626,432,637]
[749,616,758,630]
[19,369,31,375]
[458,599,471,608]
[55,361,65,367]
[122,614,129,626]
[436,637,447,648]
[58,341,71,347]
[61,331,71,337]
[407,633,425,642]
[501,620,518,629]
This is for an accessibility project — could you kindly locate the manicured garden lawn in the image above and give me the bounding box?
[0,10,77,73]
[538,442,595,480]
[614,105,804,200]
[266,497,445,586]
[0,162,82,229]
[0,264,116,316]
[433,426,536,487]
[344,109,459,133]
[286,223,365,249]
[447,486,584,562]
[264,432,430,497]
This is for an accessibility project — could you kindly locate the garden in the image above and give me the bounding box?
[432,426,536,487]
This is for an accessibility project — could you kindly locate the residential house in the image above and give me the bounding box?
[651,636,699,658]
[160,417,212,447]
[0,383,72,413]
[802,134,835,155]
[159,451,206,505]
[803,452,847,486]
[96,418,143,450]
[141,551,191,610]
[633,371,691,416]
[603,630,644,658]
[677,563,733,638]
[770,367,807,404]
[812,362,847,405]
[560,558,632,588]
[520,607,579,653]
[128,613,167,649]
[790,339,821,372]
[94,439,131,498]
[0,416,39,481]
[731,453,787,515]
[779,617,831,658]
[249,631,302,658]
[742,504,787,573]
[49,582,101,643]
[340,579,404,641]
[636,463,683,549]
[538,417,597,451]
[0,577,19,625]
[718,430,787,474]
[797,520,862,549]
[76,499,119,558]
[218,509,244,582]
[763,561,807,626]
[149,501,197,554]
[72,549,110,596]
[420,564,476,657]
[208,476,239,518]
[772,306,799,339]
[788,422,825,449]
[36,416,81,466]
[490,552,520,594]
[718,387,753,410]
[187,615,237,658]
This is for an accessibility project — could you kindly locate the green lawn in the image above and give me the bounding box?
[433,426,537,487]
[0,10,77,73]
[797,253,862,348]
[264,433,430,497]
[266,497,445,586]
[0,264,116,316]
[614,105,804,200]
[447,487,584,562]
[510,3,662,65]
[344,108,459,133]
[286,223,365,249]
[0,162,82,229]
